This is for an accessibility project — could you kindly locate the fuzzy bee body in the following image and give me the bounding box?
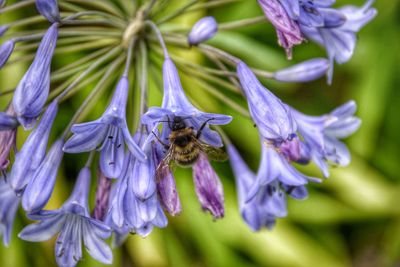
[155,116,228,178]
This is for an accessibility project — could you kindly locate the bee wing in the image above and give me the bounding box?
[155,146,176,182]
[196,141,228,162]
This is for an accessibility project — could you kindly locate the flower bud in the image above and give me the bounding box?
[0,26,9,37]
[0,40,14,69]
[188,16,218,46]
[36,0,60,23]
[274,58,329,83]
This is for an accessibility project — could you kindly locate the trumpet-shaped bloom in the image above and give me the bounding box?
[63,76,146,178]
[0,177,20,246]
[22,139,64,212]
[228,145,307,231]
[108,134,167,237]
[192,153,224,219]
[188,16,218,46]
[36,0,60,23]
[292,101,361,177]
[19,167,113,267]
[237,61,296,142]
[141,58,232,147]
[9,100,58,194]
[12,23,58,129]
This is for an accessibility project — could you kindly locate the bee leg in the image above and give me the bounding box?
[152,131,170,149]
[196,118,215,139]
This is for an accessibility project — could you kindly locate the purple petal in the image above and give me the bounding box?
[82,222,113,264]
[35,0,60,23]
[192,153,224,219]
[0,40,14,69]
[274,58,329,83]
[18,214,65,242]
[0,112,18,130]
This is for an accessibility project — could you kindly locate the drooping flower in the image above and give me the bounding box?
[0,105,17,171]
[257,0,303,59]
[227,145,308,231]
[92,168,113,221]
[9,100,58,194]
[36,0,60,23]
[192,152,224,219]
[188,16,218,46]
[22,139,64,212]
[12,23,59,129]
[300,0,376,83]
[19,166,113,267]
[154,143,182,216]
[108,131,167,237]
[291,101,361,177]
[63,76,146,178]
[0,176,20,246]
[141,58,232,147]
[0,40,14,69]
[237,61,296,142]
[274,58,330,83]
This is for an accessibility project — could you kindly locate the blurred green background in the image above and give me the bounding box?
[1,0,399,266]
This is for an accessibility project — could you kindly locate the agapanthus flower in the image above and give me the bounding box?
[12,23,59,129]
[228,145,308,231]
[0,105,17,171]
[237,61,296,142]
[36,0,60,23]
[93,169,113,221]
[63,76,146,178]
[0,40,14,69]
[274,58,330,83]
[192,152,224,219]
[291,101,361,177]
[22,139,64,212]
[188,16,218,46]
[19,166,113,267]
[0,176,20,246]
[108,131,167,237]
[300,0,377,83]
[142,58,232,147]
[257,0,303,59]
[9,100,58,194]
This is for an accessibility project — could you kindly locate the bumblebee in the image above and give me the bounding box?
[154,116,227,178]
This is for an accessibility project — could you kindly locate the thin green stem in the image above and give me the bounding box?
[64,0,125,18]
[145,20,169,58]
[218,16,266,30]
[123,39,136,77]
[0,0,35,14]
[139,40,148,117]
[156,0,200,25]
[55,46,122,101]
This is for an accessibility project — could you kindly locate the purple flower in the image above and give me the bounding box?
[0,176,20,246]
[0,105,17,171]
[63,76,146,178]
[274,58,330,83]
[108,133,167,237]
[227,145,307,231]
[12,23,58,129]
[0,25,9,37]
[192,152,224,219]
[247,143,318,200]
[291,101,361,177]
[257,0,303,59]
[141,58,232,147]
[19,167,113,267]
[36,0,60,23]
[9,100,58,194]
[299,0,377,83]
[237,61,296,142]
[0,40,14,69]
[22,139,64,212]
[188,16,218,46]
[93,168,112,221]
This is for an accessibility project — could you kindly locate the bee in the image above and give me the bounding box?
[153,116,227,178]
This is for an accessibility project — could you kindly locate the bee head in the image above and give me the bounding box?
[171,116,187,131]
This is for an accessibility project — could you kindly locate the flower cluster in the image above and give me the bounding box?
[0,0,374,266]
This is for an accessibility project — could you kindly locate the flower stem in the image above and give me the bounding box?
[145,20,170,59]
[218,16,266,30]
